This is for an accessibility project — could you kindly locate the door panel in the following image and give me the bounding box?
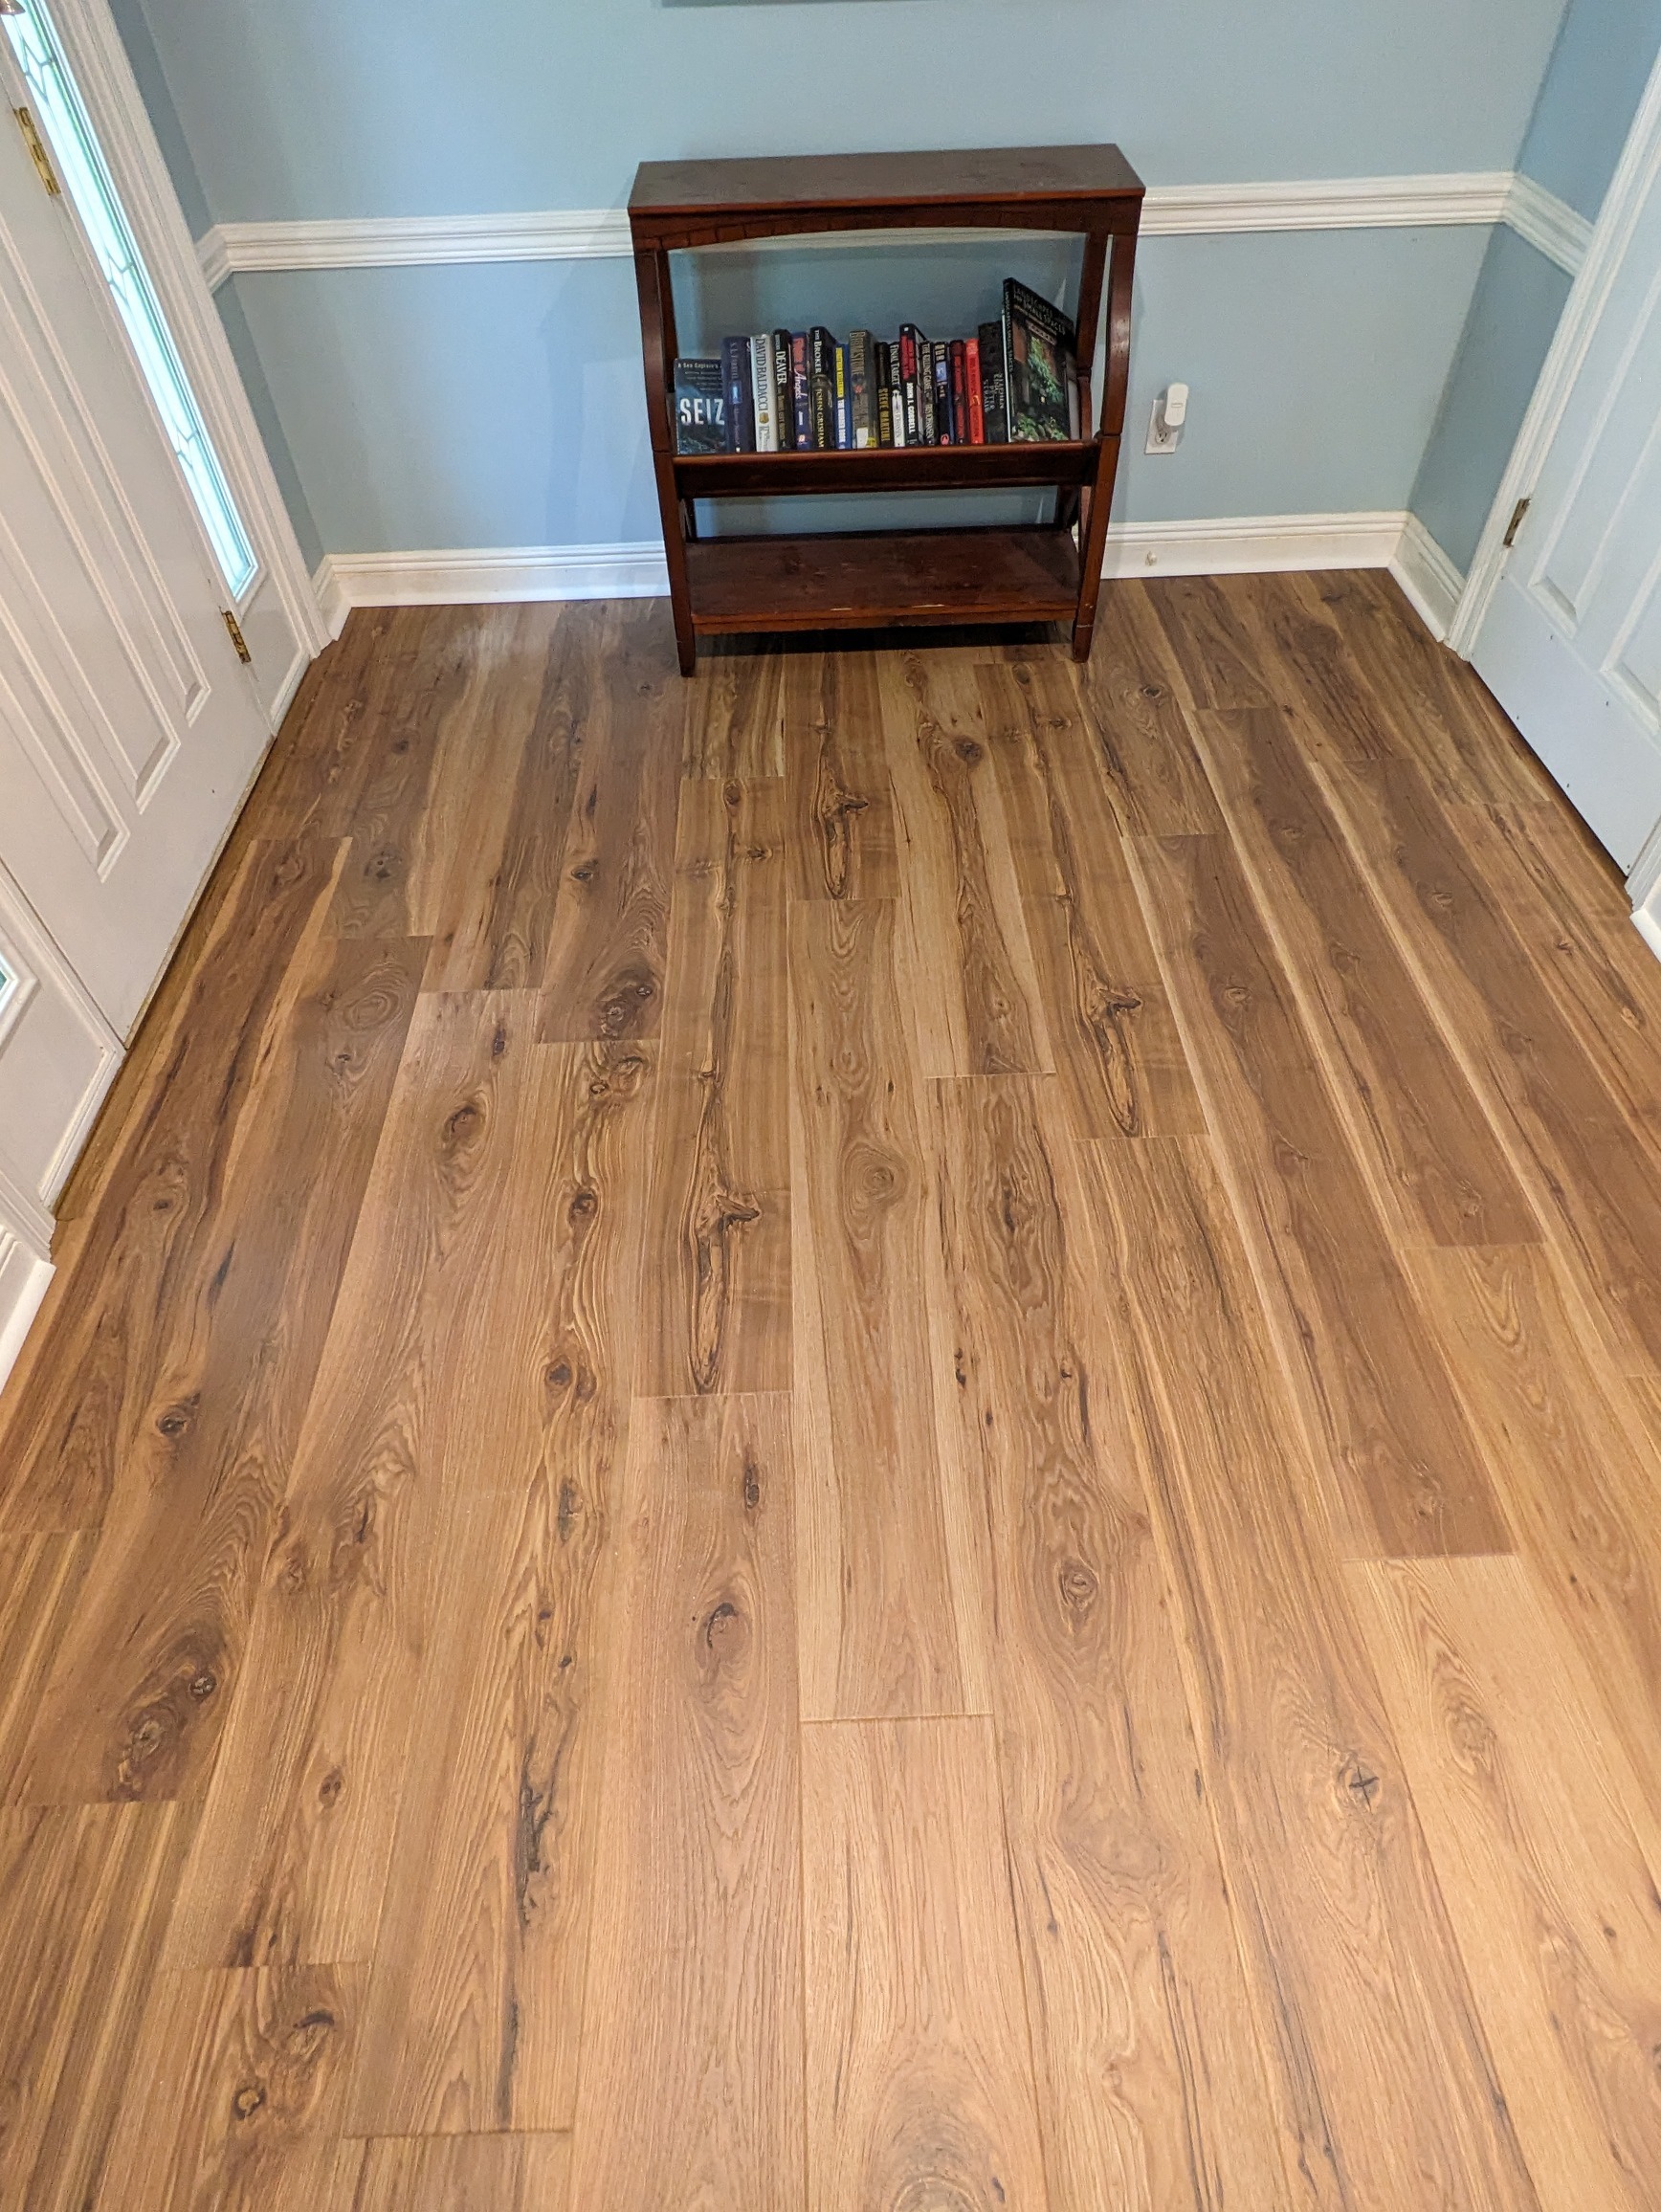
[1473,140,1661,873]
[0,89,269,1033]
[0,860,119,1209]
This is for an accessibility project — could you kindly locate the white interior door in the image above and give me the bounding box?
[1472,128,1661,873]
[0,29,272,1038]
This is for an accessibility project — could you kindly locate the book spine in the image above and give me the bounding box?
[773,326,794,451]
[932,342,953,445]
[722,336,755,453]
[850,329,874,449]
[809,326,835,451]
[873,340,892,447]
[900,327,929,445]
[978,320,1008,443]
[834,342,851,451]
[965,338,985,444]
[949,339,968,446]
[791,333,811,450]
[751,331,775,453]
[888,341,905,446]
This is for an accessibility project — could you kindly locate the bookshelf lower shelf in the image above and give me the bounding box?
[684,525,1082,636]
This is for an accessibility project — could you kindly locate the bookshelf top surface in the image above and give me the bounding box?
[630,144,1142,219]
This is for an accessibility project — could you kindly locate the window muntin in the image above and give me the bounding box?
[3,0,258,599]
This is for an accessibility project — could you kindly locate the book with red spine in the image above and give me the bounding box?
[949,340,969,445]
[965,338,986,443]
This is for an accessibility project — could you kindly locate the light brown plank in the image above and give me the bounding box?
[1131,828,1509,1558]
[879,649,1053,1077]
[801,1714,1049,2212]
[337,2133,571,2211]
[104,1963,359,2212]
[0,1533,92,1790]
[0,1803,191,2211]
[683,637,786,778]
[8,933,424,1808]
[785,649,897,900]
[789,896,988,1720]
[568,1394,803,2209]
[980,657,1205,1137]
[1191,704,1539,1247]
[1078,1132,1541,2210]
[636,775,790,1397]
[1404,1242,1661,1817]
[1318,751,1661,1376]
[540,601,682,1039]
[1078,583,1226,837]
[1352,1553,1661,2212]
[928,1076,1294,2212]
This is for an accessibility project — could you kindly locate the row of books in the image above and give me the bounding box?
[672,277,1078,455]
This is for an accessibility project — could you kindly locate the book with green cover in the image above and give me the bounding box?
[1003,279,1075,444]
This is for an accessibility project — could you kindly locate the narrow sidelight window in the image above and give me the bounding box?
[2,0,258,598]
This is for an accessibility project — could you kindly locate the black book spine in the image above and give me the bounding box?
[932,341,953,445]
[978,319,1008,444]
[874,340,894,447]
[900,325,929,445]
[722,335,755,453]
[772,326,794,451]
[949,339,969,446]
[888,341,906,447]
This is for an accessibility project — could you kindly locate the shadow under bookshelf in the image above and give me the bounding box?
[628,144,1144,675]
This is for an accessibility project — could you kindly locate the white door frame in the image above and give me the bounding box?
[1448,46,1661,682]
[37,0,331,688]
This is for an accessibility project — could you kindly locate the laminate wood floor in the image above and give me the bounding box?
[6,572,1661,2210]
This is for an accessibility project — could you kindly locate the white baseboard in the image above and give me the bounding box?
[315,513,1459,622]
[1389,514,1465,639]
[316,542,669,612]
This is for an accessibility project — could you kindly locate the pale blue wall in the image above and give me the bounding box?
[1411,0,1661,575]
[119,0,1578,559]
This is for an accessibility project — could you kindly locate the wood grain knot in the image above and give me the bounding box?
[232,2083,265,2121]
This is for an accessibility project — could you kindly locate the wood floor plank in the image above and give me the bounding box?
[1190,704,1540,1247]
[636,775,790,1397]
[790,896,988,1721]
[255,608,413,844]
[0,1533,92,1792]
[164,1005,649,1975]
[1404,1243,1661,1819]
[980,657,1206,1137]
[8,934,425,1807]
[0,835,349,1536]
[568,1393,804,2209]
[683,638,786,779]
[0,1803,191,2211]
[785,649,898,900]
[540,601,681,1040]
[801,1714,1050,2212]
[1317,752,1661,1375]
[1131,828,1510,1558]
[1078,1132,1542,2212]
[103,1963,359,2212]
[879,649,1053,1077]
[421,605,594,991]
[338,2133,571,2212]
[1351,1553,1661,2212]
[1143,572,1276,715]
[1076,584,1226,838]
[927,1076,1295,2212]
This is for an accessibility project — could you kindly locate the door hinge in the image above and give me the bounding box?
[1503,496,1532,550]
[13,107,60,197]
[221,608,253,664]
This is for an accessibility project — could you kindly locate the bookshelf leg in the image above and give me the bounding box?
[673,606,697,675]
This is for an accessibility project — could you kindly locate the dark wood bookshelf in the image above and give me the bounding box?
[629,144,1143,674]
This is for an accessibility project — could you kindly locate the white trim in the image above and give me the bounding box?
[39,0,331,665]
[1625,815,1661,968]
[0,1220,53,1397]
[1504,173,1594,276]
[194,171,1544,285]
[316,541,671,608]
[1390,513,1465,639]
[313,558,350,641]
[1448,48,1661,656]
[319,512,1444,615]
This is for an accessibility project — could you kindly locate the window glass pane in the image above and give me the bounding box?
[3,0,257,598]
[0,956,14,1024]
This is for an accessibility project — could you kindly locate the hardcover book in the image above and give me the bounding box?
[949,339,969,446]
[673,358,726,456]
[791,333,811,450]
[750,331,776,453]
[978,320,1009,443]
[772,326,795,451]
[808,326,836,452]
[965,338,985,444]
[874,339,895,447]
[932,341,953,445]
[834,342,852,450]
[1003,280,1075,444]
[850,329,875,449]
[899,326,929,445]
[887,343,906,447]
[722,335,755,453]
